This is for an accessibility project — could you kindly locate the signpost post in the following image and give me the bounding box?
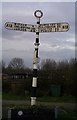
[5,10,70,106]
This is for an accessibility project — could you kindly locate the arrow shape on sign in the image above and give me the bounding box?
[39,23,70,33]
[5,22,36,32]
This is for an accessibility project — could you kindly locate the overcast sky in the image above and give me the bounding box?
[2,2,75,67]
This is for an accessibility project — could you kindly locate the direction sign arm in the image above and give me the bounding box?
[5,22,36,32]
[39,22,70,33]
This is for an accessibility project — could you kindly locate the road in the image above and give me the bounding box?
[2,100,77,111]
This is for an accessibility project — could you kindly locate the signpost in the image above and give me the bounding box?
[5,10,70,106]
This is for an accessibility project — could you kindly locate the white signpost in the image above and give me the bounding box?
[5,10,70,106]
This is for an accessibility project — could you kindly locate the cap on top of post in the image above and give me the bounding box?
[34,10,43,18]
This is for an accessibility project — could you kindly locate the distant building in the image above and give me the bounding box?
[2,73,32,80]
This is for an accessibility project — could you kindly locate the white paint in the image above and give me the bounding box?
[32,77,37,87]
[31,97,36,106]
[36,34,39,38]
[33,64,37,69]
[35,45,38,49]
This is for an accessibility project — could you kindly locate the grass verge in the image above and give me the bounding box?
[3,92,77,103]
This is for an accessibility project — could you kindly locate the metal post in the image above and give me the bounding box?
[8,108,11,120]
[31,10,43,106]
[54,106,58,120]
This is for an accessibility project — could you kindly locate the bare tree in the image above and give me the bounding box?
[8,58,25,69]
[41,59,56,71]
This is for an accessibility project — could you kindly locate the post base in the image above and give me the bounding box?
[31,97,36,106]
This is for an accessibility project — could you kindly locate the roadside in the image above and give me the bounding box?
[2,99,77,111]
[2,99,77,120]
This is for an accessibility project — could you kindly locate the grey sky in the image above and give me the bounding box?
[2,2,75,67]
[1,0,76,2]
